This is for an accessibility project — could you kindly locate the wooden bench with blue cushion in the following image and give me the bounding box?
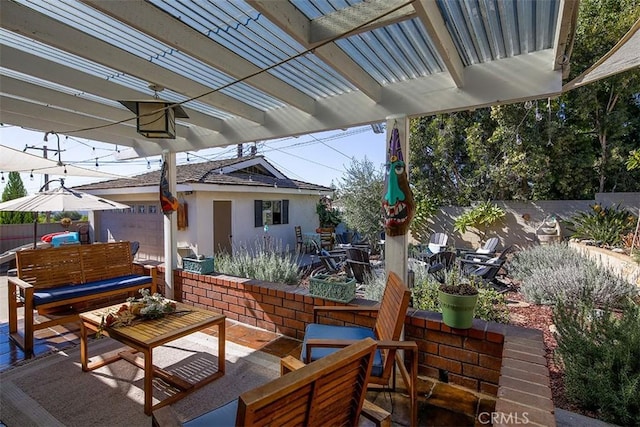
[8,241,156,354]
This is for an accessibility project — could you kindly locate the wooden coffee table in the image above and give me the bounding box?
[79,301,226,415]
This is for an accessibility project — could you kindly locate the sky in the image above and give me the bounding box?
[0,124,389,195]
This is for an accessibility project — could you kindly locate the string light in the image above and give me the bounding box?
[95,157,99,167]
[535,101,543,121]
[64,165,68,174]
[1,172,4,183]
[186,153,190,162]
[516,134,522,145]
[30,171,34,181]
[147,159,151,169]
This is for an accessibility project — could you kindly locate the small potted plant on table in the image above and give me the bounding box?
[437,269,479,329]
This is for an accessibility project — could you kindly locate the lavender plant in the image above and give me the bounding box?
[215,238,302,285]
[510,243,637,307]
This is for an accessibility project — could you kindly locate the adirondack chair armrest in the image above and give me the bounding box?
[458,258,503,268]
[461,253,495,262]
[313,305,380,323]
[280,355,306,375]
[346,259,371,266]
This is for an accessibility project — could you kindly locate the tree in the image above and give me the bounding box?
[0,172,35,224]
[408,0,640,205]
[566,0,640,193]
[335,157,385,250]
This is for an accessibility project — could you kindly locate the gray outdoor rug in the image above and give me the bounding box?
[0,332,281,427]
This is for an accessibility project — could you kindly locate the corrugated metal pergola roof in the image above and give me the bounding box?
[0,0,578,158]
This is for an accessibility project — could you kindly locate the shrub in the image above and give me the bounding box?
[510,243,637,307]
[363,272,387,302]
[569,204,637,247]
[453,201,505,240]
[215,238,302,285]
[553,299,640,425]
[411,267,509,323]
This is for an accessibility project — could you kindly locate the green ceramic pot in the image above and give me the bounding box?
[438,290,478,329]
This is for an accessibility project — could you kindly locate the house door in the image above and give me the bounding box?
[213,201,232,255]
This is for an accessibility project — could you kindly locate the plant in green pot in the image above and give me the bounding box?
[437,269,479,329]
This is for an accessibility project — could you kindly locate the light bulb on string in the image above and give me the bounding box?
[95,158,99,168]
[64,165,67,175]
[516,134,522,145]
[1,172,4,183]
[186,153,190,162]
[147,159,151,169]
[30,171,34,181]
[535,105,543,121]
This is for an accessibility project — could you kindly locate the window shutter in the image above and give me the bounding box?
[282,199,289,224]
[254,200,263,227]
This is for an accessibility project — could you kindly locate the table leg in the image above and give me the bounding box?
[143,348,153,415]
[218,320,225,374]
[80,321,88,371]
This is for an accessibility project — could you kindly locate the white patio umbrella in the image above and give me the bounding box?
[0,179,130,248]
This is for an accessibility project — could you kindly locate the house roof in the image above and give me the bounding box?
[0,0,578,158]
[73,155,332,192]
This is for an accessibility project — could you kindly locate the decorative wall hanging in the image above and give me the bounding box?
[159,159,179,214]
[382,126,415,236]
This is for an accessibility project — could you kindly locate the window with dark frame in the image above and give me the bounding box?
[254,199,289,227]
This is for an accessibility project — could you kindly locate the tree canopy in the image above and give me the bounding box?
[334,156,385,249]
[409,0,640,209]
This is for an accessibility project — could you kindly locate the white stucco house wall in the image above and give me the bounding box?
[74,155,333,262]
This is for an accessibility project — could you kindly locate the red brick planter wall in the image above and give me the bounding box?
[158,268,555,426]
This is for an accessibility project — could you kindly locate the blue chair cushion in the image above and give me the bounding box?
[32,274,153,306]
[301,323,384,377]
[184,399,238,427]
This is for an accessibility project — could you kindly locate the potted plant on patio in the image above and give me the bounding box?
[437,269,479,329]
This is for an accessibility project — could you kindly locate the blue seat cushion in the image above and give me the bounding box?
[301,323,384,377]
[184,399,238,427]
[33,274,153,306]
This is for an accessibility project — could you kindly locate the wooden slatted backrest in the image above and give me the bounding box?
[16,241,135,287]
[374,271,411,381]
[80,242,134,283]
[16,245,84,288]
[295,225,303,242]
[237,338,377,426]
[319,230,334,250]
